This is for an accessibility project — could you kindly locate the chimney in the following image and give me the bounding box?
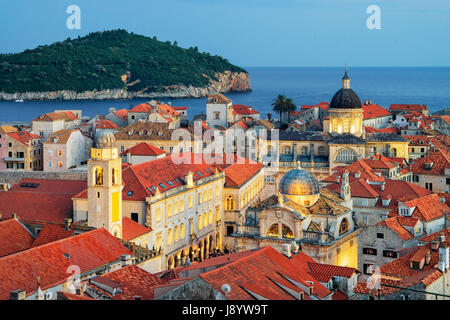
[381,182,385,191]
[121,254,133,267]
[281,243,292,258]
[126,152,132,164]
[10,290,26,300]
[438,242,449,273]
[12,213,17,219]
[186,171,194,188]
[291,241,299,254]
[64,218,72,231]
[336,175,340,184]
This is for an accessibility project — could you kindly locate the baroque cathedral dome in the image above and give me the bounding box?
[280,163,320,197]
[329,70,362,109]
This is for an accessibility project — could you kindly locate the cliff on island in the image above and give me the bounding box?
[0,30,251,101]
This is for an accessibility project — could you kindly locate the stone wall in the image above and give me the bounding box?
[0,170,87,185]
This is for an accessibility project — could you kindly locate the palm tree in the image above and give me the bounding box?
[286,98,297,124]
[272,94,287,125]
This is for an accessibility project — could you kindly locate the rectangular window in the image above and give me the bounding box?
[363,264,374,275]
[131,213,139,223]
[180,199,185,212]
[363,247,377,255]
[383,250,398,258]
[189,195,193,208]
[167,204,172,218]
[376,233,384,239]
[227,226,234,235]
[213,112,220,120]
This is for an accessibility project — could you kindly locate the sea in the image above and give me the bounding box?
[0,67,449,123]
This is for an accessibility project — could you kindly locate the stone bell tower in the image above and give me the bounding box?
[87,131,123,238]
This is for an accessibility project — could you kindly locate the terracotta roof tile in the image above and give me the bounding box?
[0,219,35,258]
[0,229,131,300]
[363,104,391,120]
[122,217,151,242]
[89,264,169,300]
[120,142,165,156]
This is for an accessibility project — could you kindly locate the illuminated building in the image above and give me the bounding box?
[232,163,360,268]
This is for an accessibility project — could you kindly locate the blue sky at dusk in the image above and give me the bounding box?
[0,0,449,67]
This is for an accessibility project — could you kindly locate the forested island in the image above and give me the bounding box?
[0,29,251,100]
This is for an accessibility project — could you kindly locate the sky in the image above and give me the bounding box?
[0,0,449,67]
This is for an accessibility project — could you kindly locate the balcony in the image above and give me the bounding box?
[4,157,25,162]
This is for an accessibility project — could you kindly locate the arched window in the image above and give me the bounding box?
[226,195,235,211]
[198,215,203,230]
[180,223,185,239]
[216,207,221,222]
[318,146,325,156]
[282,146,291,155]
[301,146,308,155]
[208,210,213,225]
[339,218,349,235]
[335,149,358,163]
[174,226,179,242]
[267,224,279,238]
[168,229,173,245]
[112,167,118,185]
[392,148,397,157]
[95,167,104,186]
[282,224,294,239]
[204,213,208,227]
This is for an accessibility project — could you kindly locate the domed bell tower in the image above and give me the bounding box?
[87,131,123,238]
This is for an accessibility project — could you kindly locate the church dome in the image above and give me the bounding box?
[330,89,362,109]
[329,69,362,109]
[95,130,115,149]
[280,164,320,197]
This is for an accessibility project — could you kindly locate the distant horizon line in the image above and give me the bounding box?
[243,66,450,68]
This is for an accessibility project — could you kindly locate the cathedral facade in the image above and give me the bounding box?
[232,164,360,268]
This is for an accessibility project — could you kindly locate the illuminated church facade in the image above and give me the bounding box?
[232,163,360,268]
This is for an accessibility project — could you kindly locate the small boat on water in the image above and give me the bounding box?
[15,99,24,103]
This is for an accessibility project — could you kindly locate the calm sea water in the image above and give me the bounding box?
[0,67,449,122]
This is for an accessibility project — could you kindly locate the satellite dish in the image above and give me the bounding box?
[221,284,231,294]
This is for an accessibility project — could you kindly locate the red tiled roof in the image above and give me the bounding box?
[402,194,448,222]
[231,120,249,130]
[7,131,40,145]
[89,264,169,300]
[113,109,128,120]
[215,155,264,188]
[120,142,165,156]
[57,291,96,300]
[31,223,75,248]
[33,112,78,122]
[301,102,329,111]
[409,150,450,176]
[332,290,348,300]
[129,103,153,113]
[200,246,332,300]
[96,119,119,129]
[0,229,131,300]
[365,126,398,134]
[0,219,35,258]
[362,104,391,120]
[419,227,450,246]
[0,179,87,224]
[173,106,187,111]
[233,105,260,115]
[390,104,427,112]
[307,262,356,278]
[122,217,151,242]
[377,217,414,241]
